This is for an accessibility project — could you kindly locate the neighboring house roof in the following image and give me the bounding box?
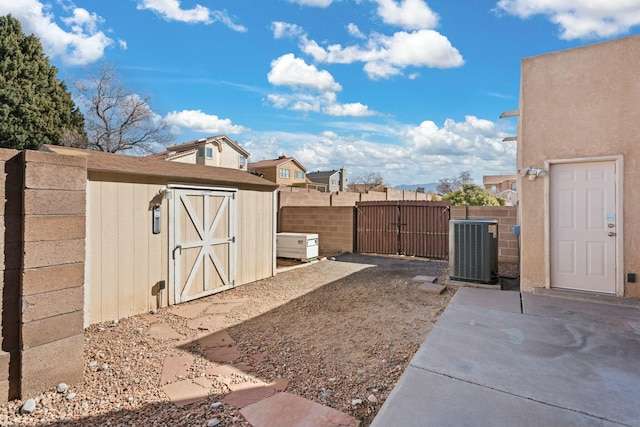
[248,156,307,172]
[307,170,339,179]
[43,145,277,191]
[149,135,250,160]
[483,174,516,185]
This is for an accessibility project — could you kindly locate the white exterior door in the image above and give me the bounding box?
[550,161,616,293]
[170,187,237,304]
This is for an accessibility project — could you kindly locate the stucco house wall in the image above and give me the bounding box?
[519,34,640,298]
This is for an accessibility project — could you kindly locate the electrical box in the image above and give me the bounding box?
[276,233,319,262]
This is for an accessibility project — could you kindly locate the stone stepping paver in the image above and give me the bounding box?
[418,283,447,294]
[197,330,236,349]
[146,323,186,341]
[251,353,269,363]
[160,354,194,385]
[162,377,213,408]
[168,302,212,319]
[241,392,360,427]
[205,299,246,315]
[222,385,277,408]
[205,346,242,363]
[186,315,226,332]
[412,275,438,283]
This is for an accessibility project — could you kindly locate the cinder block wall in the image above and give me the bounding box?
[19,150,87,399]
[0,150,23,401]
[450,206,519,263]
[279,207,354,255]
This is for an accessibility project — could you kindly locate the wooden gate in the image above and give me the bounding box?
[170,186,237,304]
[355,201,450,258]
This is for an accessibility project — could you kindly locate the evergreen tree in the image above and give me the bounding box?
[0,15,86,150]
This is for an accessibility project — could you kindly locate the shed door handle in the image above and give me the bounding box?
[173,245,182,259]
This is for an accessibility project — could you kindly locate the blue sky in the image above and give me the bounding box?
[3,1,640,186]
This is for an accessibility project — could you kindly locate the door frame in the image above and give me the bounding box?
[167,182,238,305]
[543,155,624,296]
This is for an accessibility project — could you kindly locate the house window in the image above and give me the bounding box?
[279,168,290,178]
[331,179,337,186]
[491,185,497,193]
[511,182,517,191]
[239,156,246,169]
[197,147,205,157]
[206,147,213,158]
[295,171,305,180]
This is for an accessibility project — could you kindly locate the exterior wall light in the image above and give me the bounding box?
[518,167,548,181]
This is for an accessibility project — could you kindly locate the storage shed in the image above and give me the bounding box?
[45,146,278,325]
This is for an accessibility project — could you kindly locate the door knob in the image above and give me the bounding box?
[608,232,616,237]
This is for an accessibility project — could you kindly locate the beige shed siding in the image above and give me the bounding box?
[237,190,275,285]
[87,172,168,325]
[86,171,275,325]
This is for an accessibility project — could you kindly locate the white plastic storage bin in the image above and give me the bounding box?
[276,232,319,261]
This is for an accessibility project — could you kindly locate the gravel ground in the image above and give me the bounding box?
[0,254,518,427]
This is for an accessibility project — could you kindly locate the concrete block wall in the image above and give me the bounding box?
[450,206,519,263]
[20,150,87,398]
[0,150,23,401]
[279,207,354,255]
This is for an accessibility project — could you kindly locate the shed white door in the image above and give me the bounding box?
[550,161,616,293]
[171,187,237,304]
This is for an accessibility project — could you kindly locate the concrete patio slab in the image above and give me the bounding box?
[240,392,360,427]
[522,292,640,332]
[372,288,640,427]
[449,286,522,313]
[372,367,619,427]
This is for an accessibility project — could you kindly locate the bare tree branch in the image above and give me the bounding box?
[74,64,173,154]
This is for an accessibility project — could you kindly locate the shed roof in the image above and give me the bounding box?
[43,145,277,191]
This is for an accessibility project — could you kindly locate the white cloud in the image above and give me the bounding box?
[286,0,334,7]
[374,0,439,30]
[268,53,342,91]
[272,21,305,39]
[301,29,464,79]
[495,0,640,39]
[347,23,366,39]
[0,0,113,65]
[164,110,247,134]
[137,0,247,31]
[266,92,376,117]
[241,115,516,185]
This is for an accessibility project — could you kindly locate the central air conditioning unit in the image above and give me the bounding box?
[449,219,499,284]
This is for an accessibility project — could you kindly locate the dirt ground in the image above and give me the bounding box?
[1,253,463,427]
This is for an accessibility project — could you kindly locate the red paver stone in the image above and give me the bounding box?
[187,314,226,332]
[228,381,268,392]
[197,330,236,349]
[146,323,186,341]
[160,354,194,385]
[205,300,246,315]
[206,364,245,378]
[268,378,289,392]
[168,302,211,319]
[162,377,213,408]
[252,353,269,363]
[241,392,360,427]
[222,386,276,408]
[205,346,242,363]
